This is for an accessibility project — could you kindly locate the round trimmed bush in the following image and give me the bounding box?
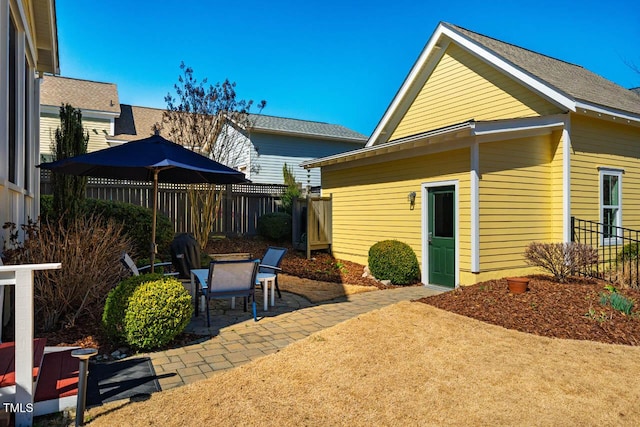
[368,240,420,285]
[102,273,164,342]
[123,277,193,350]
[257,212,292,241]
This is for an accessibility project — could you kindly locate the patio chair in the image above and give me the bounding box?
[258,247,287,298]
[120,252,179,277]
[205,259,260,327]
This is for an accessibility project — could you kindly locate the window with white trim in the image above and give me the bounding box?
[601,169,622,244]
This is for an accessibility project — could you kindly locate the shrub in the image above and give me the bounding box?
[599,287,635,315]
[41,195,173,256]
[368,240,420,285]
[618,243,639,262]
[524,242,598,283]
[257,212,292,241]
[123,277,193,350]
[102,273,164,342]
[8,216,133,331]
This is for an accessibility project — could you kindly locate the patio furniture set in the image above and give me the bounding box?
[121,247,288,327]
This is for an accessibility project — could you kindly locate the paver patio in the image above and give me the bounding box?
[147,286,443,390]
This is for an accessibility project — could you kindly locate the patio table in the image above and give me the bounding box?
[190,269,276,315]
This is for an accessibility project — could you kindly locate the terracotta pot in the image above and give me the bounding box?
[506,277,529,294]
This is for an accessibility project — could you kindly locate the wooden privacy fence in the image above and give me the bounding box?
[40,170,286,235]
[292,195,332,259]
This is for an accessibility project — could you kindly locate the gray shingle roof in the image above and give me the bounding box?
[41,75,120,113]
[444,23,640,116]
[249,114,367,142]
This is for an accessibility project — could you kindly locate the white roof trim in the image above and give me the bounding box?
[303,115,567,169]
[304,121,475,168]
[252,126,366,143]
[442,24,575,111]
[366,22,575,149]
[41,104,120,120]
[575,100,640,125]
[474,114,566,136]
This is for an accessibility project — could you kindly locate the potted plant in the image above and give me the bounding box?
[506,277,529,294]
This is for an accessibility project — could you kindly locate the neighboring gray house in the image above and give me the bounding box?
[112,105,367,186]
[224,114,368,186]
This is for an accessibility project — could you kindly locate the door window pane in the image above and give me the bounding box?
[434,192,454,238]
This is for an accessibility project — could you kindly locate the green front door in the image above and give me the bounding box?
[428,186,455,287]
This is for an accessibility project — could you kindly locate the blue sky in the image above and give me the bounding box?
[56,0,639,136]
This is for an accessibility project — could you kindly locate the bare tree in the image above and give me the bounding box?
[162,62,266,248]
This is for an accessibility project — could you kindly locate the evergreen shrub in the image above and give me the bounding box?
[368,240,420,285]
[102,273,164,342]
[41,195,173,256]
[257,212,292,241]
[123,277,193,350]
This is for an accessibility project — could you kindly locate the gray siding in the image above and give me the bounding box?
[250,133,363,186]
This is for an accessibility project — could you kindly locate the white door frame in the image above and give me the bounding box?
[421,180,460,287]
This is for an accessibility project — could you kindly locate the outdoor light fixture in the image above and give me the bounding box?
[408,191,416,209]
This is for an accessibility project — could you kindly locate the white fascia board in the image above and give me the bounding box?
[303,121,474,169]
[473,115,567,138]
[366,25,449,148]
[40,104,120,120]
[442,26,575,112]
[253,127,367,144]
[575,100,640,125]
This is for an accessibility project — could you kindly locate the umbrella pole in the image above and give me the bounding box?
[150,170,159,273]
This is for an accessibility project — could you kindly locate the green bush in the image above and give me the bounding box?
[123,277,193,350]
[257,212,292,241]
[600,288,635,315]
[368,240,420,285]
[41,195,174,256]
[102,273,164,342]
[618,243,639,261]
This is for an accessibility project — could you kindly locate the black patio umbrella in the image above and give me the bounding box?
[38,134,247,271]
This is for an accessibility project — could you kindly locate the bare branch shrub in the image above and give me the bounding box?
[15,215,133,331]
[524,242,598,283]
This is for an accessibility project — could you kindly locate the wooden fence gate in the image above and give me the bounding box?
[292,195,332,259]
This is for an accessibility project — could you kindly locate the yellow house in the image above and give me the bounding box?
[302,22,640,288]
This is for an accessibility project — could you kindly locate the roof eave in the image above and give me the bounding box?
[574,100,640,126]
[304,115,567,169]
[304,121,475,169]
[252,126,367,144]
[34,0,60,75]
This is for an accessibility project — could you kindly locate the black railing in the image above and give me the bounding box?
[571,217,640,287]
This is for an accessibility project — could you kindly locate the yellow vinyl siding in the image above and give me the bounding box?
[479,135,554,272]
[391,44,561,140]
[570,115,640,231]
[40,113,112,157]
[323,149,470,270]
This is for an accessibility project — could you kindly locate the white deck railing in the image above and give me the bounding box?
[0,263,61,427]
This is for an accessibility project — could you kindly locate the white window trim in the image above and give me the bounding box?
[599,168,623,246]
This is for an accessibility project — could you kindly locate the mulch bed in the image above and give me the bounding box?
[417,275,640,346]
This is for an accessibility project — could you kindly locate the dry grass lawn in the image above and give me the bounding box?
[85,302,640,426]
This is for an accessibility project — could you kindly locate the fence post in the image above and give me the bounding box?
[223,184,233,235]
[570,216,575,242]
